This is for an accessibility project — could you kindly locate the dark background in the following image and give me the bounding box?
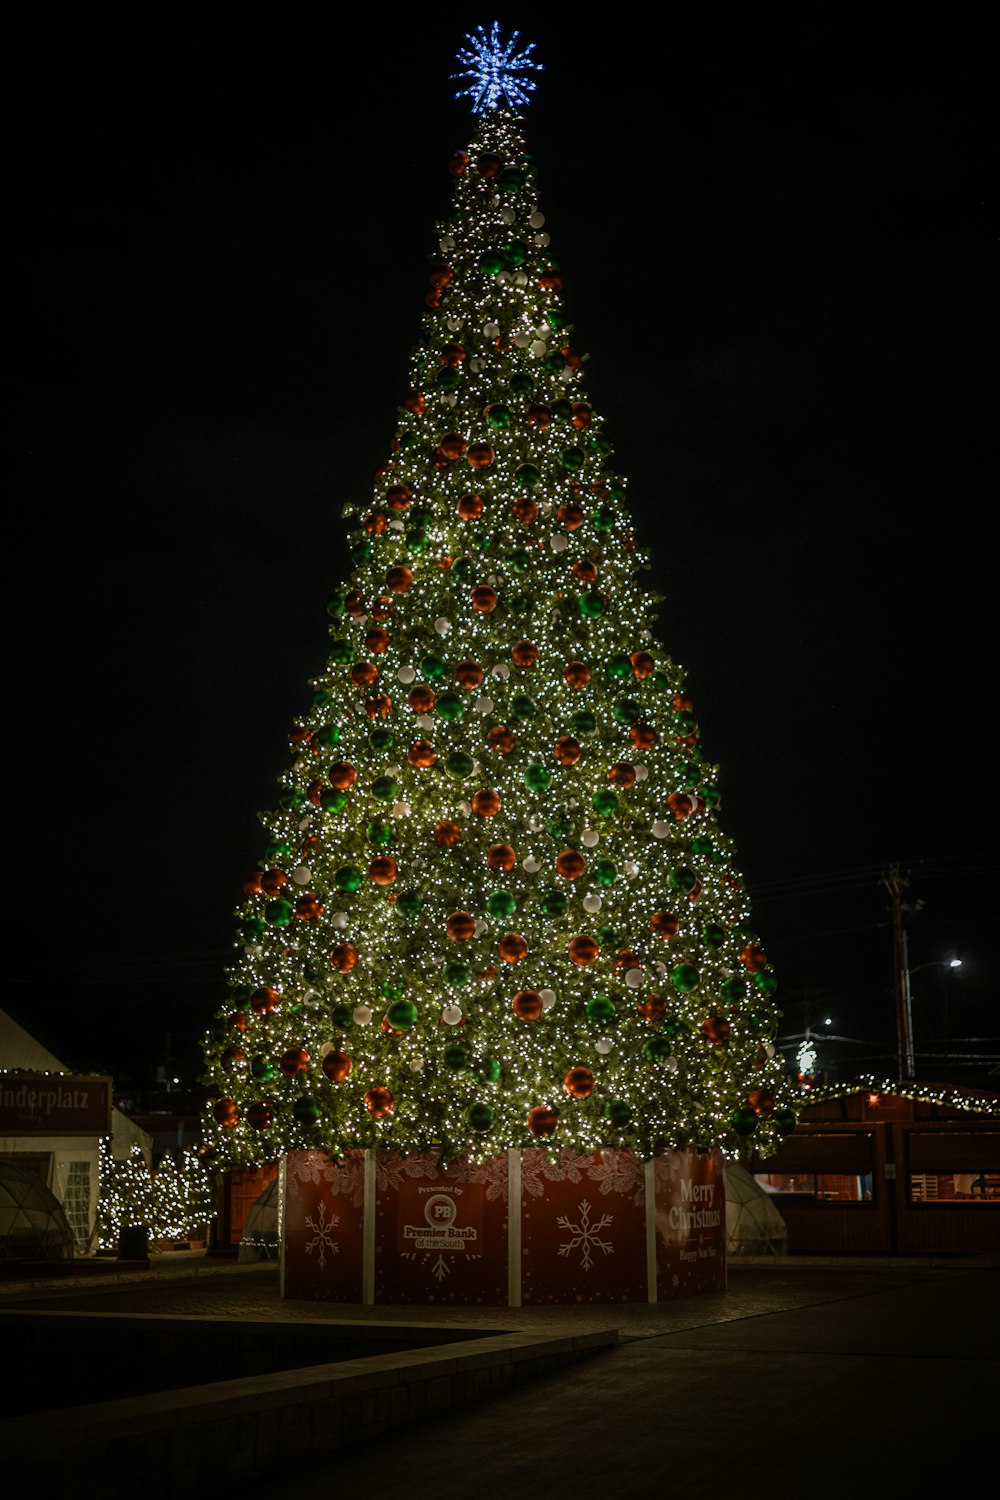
[9,10,994,1093]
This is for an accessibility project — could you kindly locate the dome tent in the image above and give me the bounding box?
[238,1177,279,1262]
[0,1160,75,1261]
[725,1163,788,1256]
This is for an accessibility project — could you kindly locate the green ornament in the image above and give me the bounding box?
[444,960,472,987]
[503,238,528,263]
[703,784,721,807]
[612,698,641,725]
[586,995,616,1024]
[395,889,423,916]
[265,840,291,860]
[367,820,394,846]
[672,710,698,736]
[478,1057,503,1084]
[327,590,348,617]
[597,924,621,949]
[292,1098,322,1127]
[406,529,430,553]
[241,918,266,943]
[452,556,474,580]
[329,1005,354,1031]
[508,373,533,396]
[436,691,465,721]
[668,866,699,893]
[592,505,617,532]
[369,728,394,751]
[689,836,714,857]
[351,541,372,566]
[720,979,745,1005]
[642,1034,673,1062]
[592,859,617,887]
[487,404,513,428]
[486,891,517,919]
[578,592,606,618]
[550,398,572,420]
[510,593,532,615]
[466,1101,496,1131]
[381,980,404,1001]
[540,890,568,918]
[607,654,632,678]
[313,690,333,708]
[543,350,567,373]
[524,764,552,792]
[313,724,341,748]
[604,1100,632,1128]
[421,653,447,681]
[774,1106,797,1136]
[507,548,533,573]
[265,899,293,927]
[479,250,505,275]
[319,788,348,813]
[731,1106,758,1137]
[409,506,434,529]
[371,776,400,802]
[560,445,586,469]
[509,694,536,721]
[329,639,354,664]
[279,790,305,811]
[445,750,475,779]
[436,365,462,391]
[250,1056,276,1082]
[387,999,419,1030]
[592,789,619,817]
[753,971,778,996]
[671,963,700,993]
[570,709,598,736]
[545,310,567,332]
[443,1043,470,1072]
[702,923,727,948]
[334,865,363,892]
[499,167,526,191]
[516,463,541,487]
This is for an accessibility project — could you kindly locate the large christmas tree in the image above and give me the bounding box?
[202,26,798,1172]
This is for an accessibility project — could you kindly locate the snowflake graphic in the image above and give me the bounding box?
[557,1199,614,1270]
[452,24,542,113]
[303,1200,340,1270]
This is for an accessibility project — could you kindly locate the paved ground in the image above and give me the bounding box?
[5,1252,998,1497]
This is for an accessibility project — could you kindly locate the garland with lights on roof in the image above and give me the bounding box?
[806,1078,1000,1117]
[201,24,801,1170]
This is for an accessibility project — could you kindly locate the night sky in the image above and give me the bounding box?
[10,12,994,1092]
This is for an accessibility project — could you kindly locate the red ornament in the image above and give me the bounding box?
[251,987,280,1014]
[614,950,642,973]
[741,944,768,972]
[454,661,484,690]
[407,684,436,713]
[467,441,495,468]
[498,932,528,964]
[553,736,581,766]
[630,724,658,749]
[221,1046,244,1070]
[213,1099,239,1127]
[472,789,502,817]
[563,660,591,688]
[350,661,379,688]
[512,989,543,1020]
[439,342,466,367]
[525,403,552,429]
[295,893,323,920]
[328,761,358,790]
[476,152,503,178]
[607,762,636,788]
[407,739,437,768]
[366,627,391,654]
[404,391,425,414]
[261,869,287,895]
[439,432,468,459]
[748,1088,776,1116]
[511,495,539,524]
[470,585,498,613]
[364,511,388,534]
[322,1050,353,1082]
[486,842,517,872]
[630,651,655,679]
[246,1102,272,1131]
[568,935,599,965]
[386,484,412,511]
[448,150,470,176]
[446,912,477,941]
[434,820,462,848]
[637,994,667,1022]
[330,943,359,973]
[457,492,484,520]
[364,1087,394,1118]
[486,725,515,754]
[369,857,398,886]
[280,1048,309,1077]
[650,912,681,939]
[571,559,598,583]
[511,639,539,667]
[570,403,592,429]
[557,502,585,530]
[701,1015,732,1045]
[526,1104,560,1137]
[563,1066,595,1098]
[386,566,413,594]
[556,850,586,881]
[365,694,392,719]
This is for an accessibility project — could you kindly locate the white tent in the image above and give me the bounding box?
[726,1162,788,1256]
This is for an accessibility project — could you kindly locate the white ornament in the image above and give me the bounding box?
[514,271,528,288]
[302,988,321,1006]
[408,1056,425,1073]
[416,714,434,730]
[442,392,457,408]
[763,1041,776,1059]
[434,617,452,635]
[291,865,311,885]
[651,822,670,839]
[634,765,648,781]
[392,802,410,818]
[469,357,485,372]
[353,1005,373,1026]
[439,235,455,252]
[483,322,501,338]
[491,663,510,680]
[442,1005,463,1025]
[550,534,569,552]
[529,210,545,228]
[496,271,512,285]
[388,517,405,531]
[595,1038,614,1055]
[320,1041,336,1057]
[446,314,463,331]
[331,912,349,930]
[475,696,494,714]
[625,968,643,989]
[458,801,472,817]
[474,919,489,936]
[500,206,516,224]
[533,231,550,247]
[581,828,600,848]
[528,340,547,358]
[583,893,603,914]
[623,861,640,877]
[539,988,557,1010]
[523,855,541,873]
[653,962,667,978]
[512,330,531,347]
[666,1056,679,1073]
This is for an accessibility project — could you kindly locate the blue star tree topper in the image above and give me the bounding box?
[453,23,543,113]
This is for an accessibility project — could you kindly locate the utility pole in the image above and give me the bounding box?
[881,865,914,1080]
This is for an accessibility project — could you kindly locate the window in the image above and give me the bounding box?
[910,1172,999,1204]
[63,1160,93,1250]
[755,1172,874,1203]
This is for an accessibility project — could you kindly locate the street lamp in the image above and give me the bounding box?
[899,957,963,1081]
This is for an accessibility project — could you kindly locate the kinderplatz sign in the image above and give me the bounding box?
[0,1074,113,1136]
